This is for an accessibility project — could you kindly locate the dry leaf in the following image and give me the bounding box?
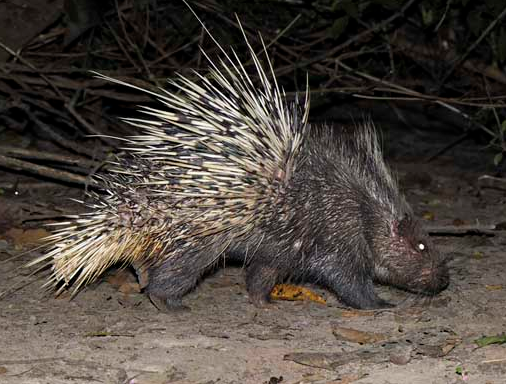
[339,309,376,318]
[270,284,326,305]
[106,270,140,293]
[331,325,386,344]
[118,282,141,294]
[2,228,50,246]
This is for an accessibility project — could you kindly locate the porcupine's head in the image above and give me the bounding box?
[370,211,450,296]
[332,124,449,296]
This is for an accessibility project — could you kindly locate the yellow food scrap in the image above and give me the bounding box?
[485,284,503,291]
[270,284,326,305]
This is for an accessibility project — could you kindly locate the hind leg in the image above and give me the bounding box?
[147,267,196,311]
[146,250,210,312]
[132,261,150,289]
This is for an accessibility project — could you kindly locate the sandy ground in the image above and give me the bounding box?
[1,140,506,384]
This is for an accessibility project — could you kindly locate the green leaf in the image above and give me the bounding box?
[455,366,463,375]
[475,334,506,348]
[330,16,350,40]
[485,0,506,14]
[493,152,503,166]
[421,5,434,26]
[501,119,506,133]
[332,0,360,17]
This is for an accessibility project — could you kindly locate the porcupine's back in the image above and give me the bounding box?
[34,20,310,295]
[303,124,410,218]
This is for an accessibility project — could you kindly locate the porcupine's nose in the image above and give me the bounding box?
[424,262,450,294]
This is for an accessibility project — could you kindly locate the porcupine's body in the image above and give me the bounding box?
[146,125,449,310]
[34,19,449,311]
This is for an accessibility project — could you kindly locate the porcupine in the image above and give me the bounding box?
[31,18,449,311]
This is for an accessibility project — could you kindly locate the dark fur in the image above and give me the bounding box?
[146,126,449,310]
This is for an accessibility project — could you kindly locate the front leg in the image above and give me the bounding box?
[328,274,393,309]
[309,239,393,310]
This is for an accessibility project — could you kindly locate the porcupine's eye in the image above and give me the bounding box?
[417,242,426,252]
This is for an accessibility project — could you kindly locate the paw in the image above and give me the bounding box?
[148,293,191,313]
[352,297,395,310]
[368,298,395,309]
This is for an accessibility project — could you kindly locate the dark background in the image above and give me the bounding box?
[0,0,505,206]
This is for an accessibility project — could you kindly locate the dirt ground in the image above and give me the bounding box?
[1,129,506,384]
